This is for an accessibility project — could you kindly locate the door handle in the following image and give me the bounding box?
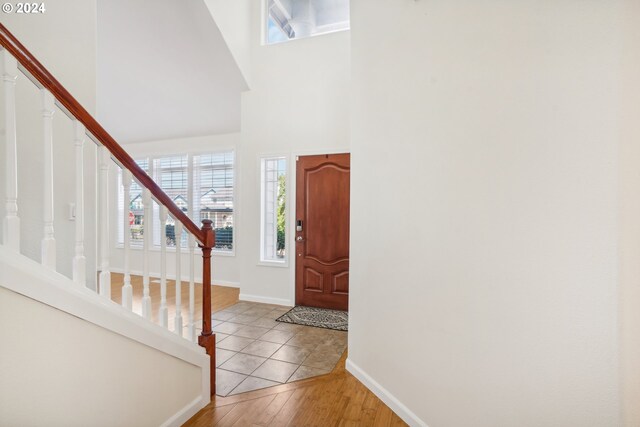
[296,236,305,242]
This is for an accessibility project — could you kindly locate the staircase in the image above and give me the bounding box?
[0,23,216,425]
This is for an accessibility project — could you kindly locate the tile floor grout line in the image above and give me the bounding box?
[215,301,348,396]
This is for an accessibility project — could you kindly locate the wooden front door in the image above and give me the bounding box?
[295,153,350,311]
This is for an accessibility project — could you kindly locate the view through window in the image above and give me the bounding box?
[266,0,350,44]
[260,157,287,262]
[117,151,235,253]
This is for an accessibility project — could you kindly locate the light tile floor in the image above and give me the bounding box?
[213,301,348,396]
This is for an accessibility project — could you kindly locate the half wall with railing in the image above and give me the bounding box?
[0,22,216,393]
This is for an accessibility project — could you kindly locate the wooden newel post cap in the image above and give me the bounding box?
[200,219,215,249]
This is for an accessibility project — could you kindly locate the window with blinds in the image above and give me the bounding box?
[117,151,235,253]
[194,152,235,251]
[260,156,286,262]
[152,155,189,248]
[117,159,148,247]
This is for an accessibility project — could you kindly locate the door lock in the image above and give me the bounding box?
[296,220,303,232]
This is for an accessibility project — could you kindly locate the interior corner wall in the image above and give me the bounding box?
[1,1,99,290]
[349,1,627,426]
[204,0,252,87]
[236,1,350,304]
[1,1,97,113]
[619,1,640,425]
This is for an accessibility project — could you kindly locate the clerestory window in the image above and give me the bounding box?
[266,0,350,45]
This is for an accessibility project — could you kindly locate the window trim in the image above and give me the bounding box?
[258,154,289,266]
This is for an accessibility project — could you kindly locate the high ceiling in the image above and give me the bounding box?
[97,0,248,144]
[310,0,350,27]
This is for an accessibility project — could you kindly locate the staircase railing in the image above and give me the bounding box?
[0,23,216,394]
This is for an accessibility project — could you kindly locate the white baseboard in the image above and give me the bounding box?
[160,396,208,427]
[214,279,241,288]
[239,293,292,307]
[345,358,428,427]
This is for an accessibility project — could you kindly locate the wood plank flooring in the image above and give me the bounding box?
[185,352,408,427]
[110,273,406,426]
[109,273,239,332]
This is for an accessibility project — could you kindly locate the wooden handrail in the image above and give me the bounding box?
[0,23,205,244]
[1,22,216,397]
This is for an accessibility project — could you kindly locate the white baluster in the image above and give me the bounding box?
[174,220,183,336]
[1,50,20,251]
[121,170,133,310]
[141,188,152,319]
[72,121,86,286]
[188,234,196,342]
[98,146,111,298]
[187,154,196,341]
[159,205,168,328]
[40,89,56,269]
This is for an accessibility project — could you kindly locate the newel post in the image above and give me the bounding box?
[198,219,216,396]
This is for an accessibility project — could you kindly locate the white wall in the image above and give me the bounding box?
[236,1,350,304]
[112,133,242,287]
[205,0,253,87]
[1,0,97,111]
[111,2,351,304]
[349,1,631,426]
[96,0,247,143]
[1,1,99,289]
[619,1,640,425]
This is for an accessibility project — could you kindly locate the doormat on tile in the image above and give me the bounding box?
[276,306,348,331]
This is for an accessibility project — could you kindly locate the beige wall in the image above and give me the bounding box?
[0,287,202,427]
[349,1,632,425]
[619,1,640,425]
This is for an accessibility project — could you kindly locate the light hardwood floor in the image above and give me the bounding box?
[110,273,239,333]
[185,351,407,427]
[110,273,407,426]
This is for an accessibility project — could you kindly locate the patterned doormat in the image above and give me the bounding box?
[276,306,348,331]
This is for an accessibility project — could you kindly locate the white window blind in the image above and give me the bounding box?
[117,150,235,253]
[194,152,235,251]
[117,159,148,247]
[153,155,188,248]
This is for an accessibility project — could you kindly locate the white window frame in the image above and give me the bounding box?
[259,155,288,267]
[263,0,351,46]
[116,150,236,256]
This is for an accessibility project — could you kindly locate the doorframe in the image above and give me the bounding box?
[288,148,351,307]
